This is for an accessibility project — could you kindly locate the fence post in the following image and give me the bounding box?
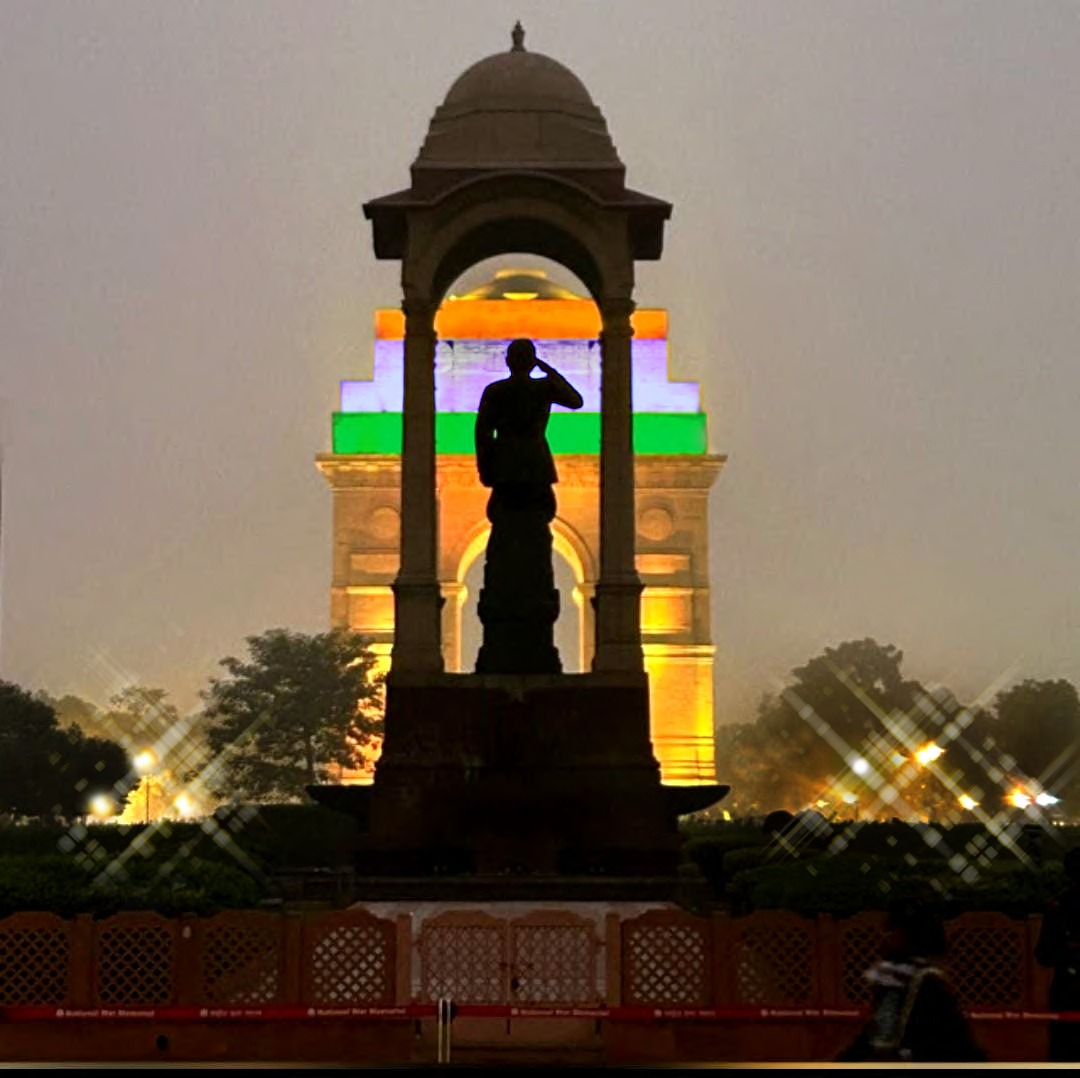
[280,912,303,1004]
[817,914,839,1009]
[712,912,734,1006]
[69,914,94,1007]
[605,912,621,1007]
[1027,914,1050,1009]
[395,914,412,1005]
[175,914,201,1006]
[436,997,454,1064]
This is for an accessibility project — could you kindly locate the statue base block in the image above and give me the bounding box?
[309,672,727,901]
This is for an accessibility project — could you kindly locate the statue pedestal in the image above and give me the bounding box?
[309,673,727,901]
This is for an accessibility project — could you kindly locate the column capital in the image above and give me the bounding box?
[600,297,635,339]
[401,294,436,328]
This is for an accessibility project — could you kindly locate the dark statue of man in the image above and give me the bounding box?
[474,338,583,673]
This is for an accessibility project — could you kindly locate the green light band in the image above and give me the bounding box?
[331,412,708,456]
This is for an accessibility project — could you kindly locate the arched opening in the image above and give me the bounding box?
[455,521,589,674]
[430,212,606,307]
[434,254,599,674]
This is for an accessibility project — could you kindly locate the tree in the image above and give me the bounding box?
[719,639,987,820]
[992,679,1080,809]
[203,628,383,801]
[0,681,130,821]
[102,685,207,779]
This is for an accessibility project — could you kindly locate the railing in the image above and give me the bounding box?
[0,906,1052,1061]
[0,906,1046,1013]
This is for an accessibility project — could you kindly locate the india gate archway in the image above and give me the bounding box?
[317,268,726,783]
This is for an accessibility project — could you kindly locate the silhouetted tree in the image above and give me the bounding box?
[992,679,1080,810]
[719,640,991,820]
[203,628,383,801]
[0,681,131,821]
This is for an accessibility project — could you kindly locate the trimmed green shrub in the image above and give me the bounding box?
[727,853,1070,918]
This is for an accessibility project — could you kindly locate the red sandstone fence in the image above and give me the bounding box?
[0,906,1053,1061]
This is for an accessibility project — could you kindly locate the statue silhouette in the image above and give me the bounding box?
[474,338,583,673]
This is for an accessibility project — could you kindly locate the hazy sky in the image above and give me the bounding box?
[2,1,1078,725]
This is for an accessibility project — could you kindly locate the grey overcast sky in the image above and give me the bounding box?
[2,1,1078,724]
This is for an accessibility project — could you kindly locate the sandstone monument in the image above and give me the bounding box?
[311,24,727,897]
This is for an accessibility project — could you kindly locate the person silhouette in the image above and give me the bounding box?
[1036,847,1080,1061]
[839,902,984,1062]
[473,339,583,674]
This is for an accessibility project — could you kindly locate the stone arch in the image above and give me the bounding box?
[447,514,596,673]
[405,174,633,307]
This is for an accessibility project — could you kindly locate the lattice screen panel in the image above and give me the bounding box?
[946,924,1025,1008]
[0,924,70,1004]
[511,924,597,1004]
[421,924,504,1003]
[96,922,174,1005]
[201,921,281,1004]
[309,922,393,1005]
[733,926,813,1005]
[839,926,888,1005]
[623,920,710,1006]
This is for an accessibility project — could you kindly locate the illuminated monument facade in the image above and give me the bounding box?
[317,269,725,784]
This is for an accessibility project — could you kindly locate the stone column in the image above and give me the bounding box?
[593,297,644,672]
[390,295,443,673]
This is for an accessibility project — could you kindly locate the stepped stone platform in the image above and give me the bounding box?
[309,672,727,902]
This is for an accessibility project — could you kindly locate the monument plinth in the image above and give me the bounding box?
[309,24,727,899]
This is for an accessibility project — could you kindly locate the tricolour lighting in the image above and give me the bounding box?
[341,339,701,415]
[332,412,708,456]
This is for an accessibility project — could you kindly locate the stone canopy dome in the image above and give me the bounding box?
[415,23,621,169]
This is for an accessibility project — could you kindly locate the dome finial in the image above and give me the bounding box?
[511,21,526,52]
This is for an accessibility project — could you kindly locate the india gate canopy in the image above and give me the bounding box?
[364,22,672,292]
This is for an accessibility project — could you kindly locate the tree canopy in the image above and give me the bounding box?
[0,681,131,820]
[716,638,1022,821]
[203,628,383,801]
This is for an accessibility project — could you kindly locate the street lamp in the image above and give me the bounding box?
[134,750,156,824]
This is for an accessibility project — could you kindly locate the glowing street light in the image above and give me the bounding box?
[173,792,196,818]
[958,794,979,811]
[89,794,114,820]
[914,743,945,766]
[133,750,156,824]
[841,792,858,805]
[1035,792,1059,807]
[1008,790,1032,809]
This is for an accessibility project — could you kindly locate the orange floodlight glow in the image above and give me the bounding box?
[375,301,668,341]
[914,743,944,766]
